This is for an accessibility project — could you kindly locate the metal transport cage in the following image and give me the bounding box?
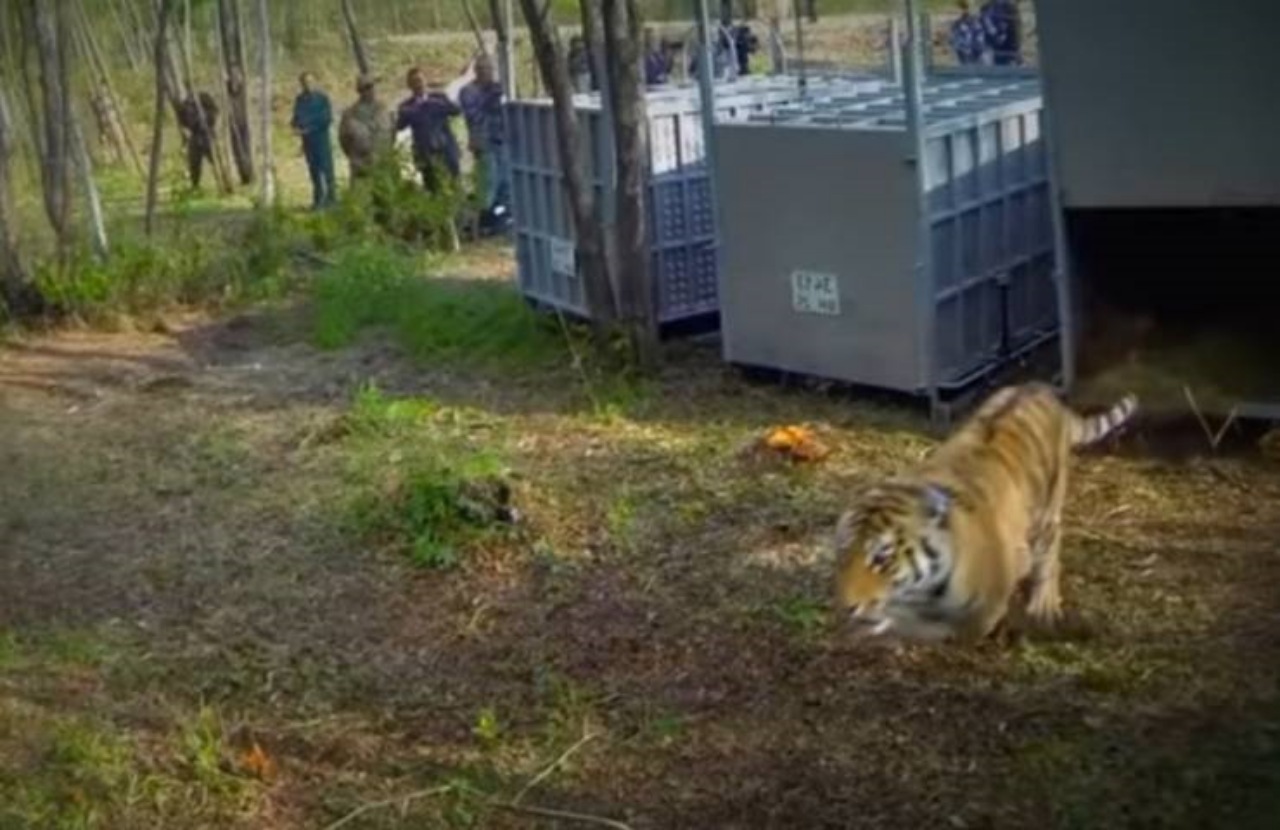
[715,74,1061,397]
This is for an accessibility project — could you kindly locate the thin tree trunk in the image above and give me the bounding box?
[282,0,300,55]
[145,0,177,235]
[217,0,253,184]
[602,0,657,367]
[460,0,489,56]
[6,6,42,188]
[340,0,371,74]
[71,114,108,259]
[489,0,515,96]
[0,83,31,310]
[72,0,146,178]
[579,0,606,97]
[255,0,274,205]
[126,0,156,48]
[518,0,617,337]
[30,0,74,257]
[147,0,187,127]
[106,0,143,69]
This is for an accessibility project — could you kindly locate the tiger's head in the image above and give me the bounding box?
[832,480,952,635]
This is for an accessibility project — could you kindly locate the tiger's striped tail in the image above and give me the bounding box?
[1069,394,1139,448]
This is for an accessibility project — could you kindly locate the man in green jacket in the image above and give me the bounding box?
[290,72,336,209]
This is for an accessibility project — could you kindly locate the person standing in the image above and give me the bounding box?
[568,36,595,93]
[176,91,219,190]
[395,66,461,195]
[950,0,988,66]
[290,72,337,209]
[643,28,670,86]
[459,55,510,230]
[980,0,1023,66]
[338,73,391,183]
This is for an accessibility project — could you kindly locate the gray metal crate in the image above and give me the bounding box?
[506,75,888,325]
[717,76,1060,395]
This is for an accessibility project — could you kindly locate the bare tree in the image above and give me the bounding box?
[145,0,178,235]
[105,0,143,69]
[29,0,74,257]
[488,0,516,94]
[282,0,301,55]
[217,0,253,184]
[340,0,371,75]
[518,0,617,341]
[72,0,145,178]
[461,0,489,55]
[602,0,658,366]
[0,84,31,310]
[71,115,108,259]
[255,0,275,205]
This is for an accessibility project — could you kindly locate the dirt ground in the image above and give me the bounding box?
[3,247,1280,828]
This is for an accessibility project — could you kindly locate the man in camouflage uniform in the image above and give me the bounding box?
[338,73,391,183]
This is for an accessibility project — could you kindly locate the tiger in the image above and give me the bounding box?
[832,382,1138,644]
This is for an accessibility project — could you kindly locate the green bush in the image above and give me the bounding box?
[299,147,469,253]
[340,384,518,570]
[30,207,301,322]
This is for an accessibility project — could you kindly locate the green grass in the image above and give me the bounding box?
[341,383,518,570]
[0,709,265,829]
[310,242,568,374]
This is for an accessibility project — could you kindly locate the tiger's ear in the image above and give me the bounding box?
[922,483,952,522]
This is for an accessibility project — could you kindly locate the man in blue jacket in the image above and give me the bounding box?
[980,0,1023,66]
[290,72,336,209]
[459,55,509,230]
[950,0,987,66]
[395,66,462,196]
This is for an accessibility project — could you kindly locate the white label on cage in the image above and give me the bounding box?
[550,239,576,277]
[790,270,841,316]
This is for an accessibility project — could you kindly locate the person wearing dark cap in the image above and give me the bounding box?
[394,66,461,195]
[339,73,391,183]
[290,72,337,208]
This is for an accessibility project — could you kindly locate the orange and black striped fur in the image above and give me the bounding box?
[833,383,1137,644]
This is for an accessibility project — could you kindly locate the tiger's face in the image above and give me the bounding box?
[832,481,951,635]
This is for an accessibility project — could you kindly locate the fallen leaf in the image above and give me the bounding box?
[240,741,277,781]
[760,425,831,463]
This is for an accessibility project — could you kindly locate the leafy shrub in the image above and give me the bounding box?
[31,207,301,321]
[348,448,513,570]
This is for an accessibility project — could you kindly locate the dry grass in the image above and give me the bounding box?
[3,244,1280,828]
